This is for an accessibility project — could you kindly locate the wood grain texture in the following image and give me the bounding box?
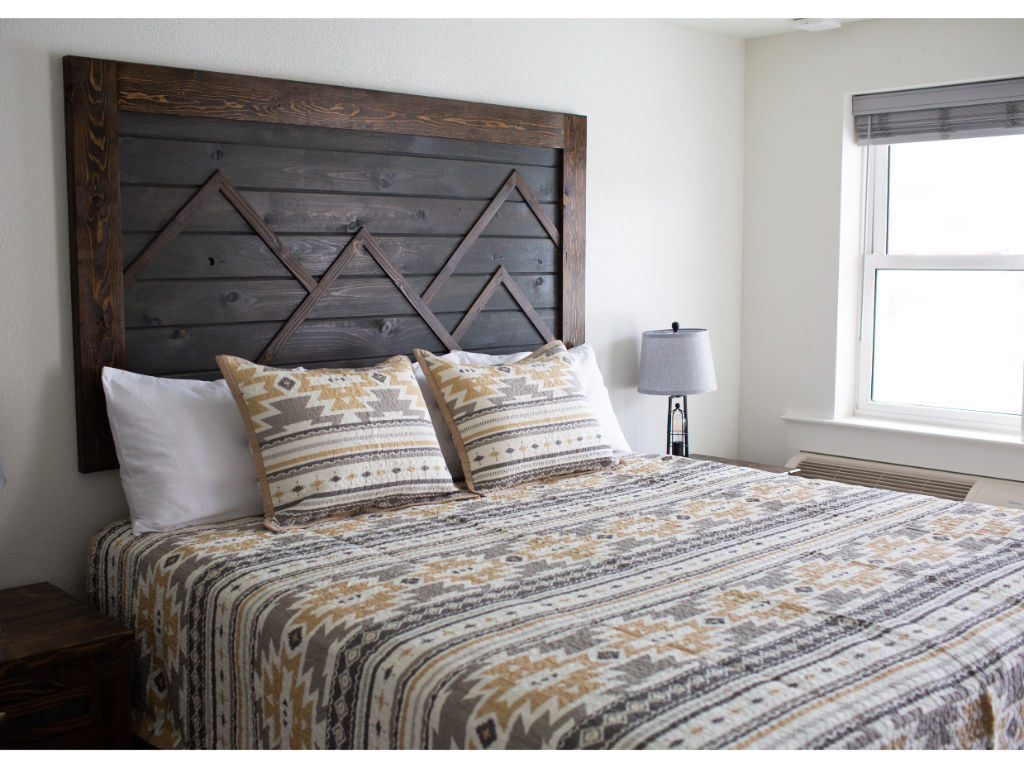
[421,172,518,304]
[65,57,587,472]
[498,267,556,343]
[256,229,367,363]
[117,60,567,148]
[125,171,320,292]
[419,170,563,321]
[117,111,561,167]
[514,170,561,245]
[63,56,124,473]
[120,186,559,237]
[252,227,465,362]
[122,171,224,288]
[118,139,556,365]
[450,268,505,343]
[125,309,557,375]
[361,231,461,351]
[118,135,560,201]
[0,583,132,749]
[215,174,319,291]
[122,233,558,280]
[561,113,587,347]
[451,266,554,345]
[124,274,557,327]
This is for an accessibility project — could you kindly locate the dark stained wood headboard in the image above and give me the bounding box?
[63,56,586,473]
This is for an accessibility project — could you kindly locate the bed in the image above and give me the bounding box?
[65,57,1024,749]
[89,455,1024,748]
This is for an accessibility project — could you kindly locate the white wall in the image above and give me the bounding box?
[0,19,745,597]
[741,19,1024,473]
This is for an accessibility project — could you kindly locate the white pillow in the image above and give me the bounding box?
[562,344,631,453]
[101,367,260,535]
[413,343,630,479]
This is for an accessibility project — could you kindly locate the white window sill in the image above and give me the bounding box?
[782,414,1023,447]
[781,414,1024,482]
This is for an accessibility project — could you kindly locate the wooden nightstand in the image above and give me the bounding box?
[690,454,800,475]
[0,582,132,749]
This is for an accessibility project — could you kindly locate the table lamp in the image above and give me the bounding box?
[638,323,717,456]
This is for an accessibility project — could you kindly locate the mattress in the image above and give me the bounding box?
[87,454,1024,749]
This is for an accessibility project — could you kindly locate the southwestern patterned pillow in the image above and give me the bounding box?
[216,354,460,531]
[414,341,617,492]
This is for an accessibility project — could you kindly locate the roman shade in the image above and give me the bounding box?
[853,77,1024,145]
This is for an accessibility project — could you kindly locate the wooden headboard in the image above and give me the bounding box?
[63,56,586,473]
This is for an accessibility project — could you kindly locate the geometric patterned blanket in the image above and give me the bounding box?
[87,455,1024,749]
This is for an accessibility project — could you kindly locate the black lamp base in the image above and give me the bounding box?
[666,394,689,457]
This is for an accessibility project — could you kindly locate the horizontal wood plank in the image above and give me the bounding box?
[119,136,559,201]
[117,60,567,148]
[122,233,558,279]
[117,112,560,166]
[125,309,558,373]
[160,341,546,381]
[120,186,560,237]
[125,273,557,327]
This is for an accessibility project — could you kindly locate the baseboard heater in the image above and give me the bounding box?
[786,451,1024,510]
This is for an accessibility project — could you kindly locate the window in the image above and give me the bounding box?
[859,136,1024,429]
[853,79,1024,433]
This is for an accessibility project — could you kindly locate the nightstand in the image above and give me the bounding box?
[689,454,800,475]
[0,582,132,749]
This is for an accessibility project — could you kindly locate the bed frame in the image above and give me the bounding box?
[63,56,586,473]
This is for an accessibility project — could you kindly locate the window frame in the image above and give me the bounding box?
[856,142,1024,433]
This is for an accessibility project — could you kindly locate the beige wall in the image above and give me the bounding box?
[0,19,745,596]
[741,19,1024,475]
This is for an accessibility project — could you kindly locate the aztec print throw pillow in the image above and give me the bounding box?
[414,340,617,492]
[217,354,460,531]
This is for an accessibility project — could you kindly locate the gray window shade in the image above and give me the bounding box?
[853,77,1024,145]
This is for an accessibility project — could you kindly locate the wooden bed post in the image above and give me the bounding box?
[64,56,124,473]
[561,113,586,348]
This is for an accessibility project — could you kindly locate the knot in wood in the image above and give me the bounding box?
[224,291,239,304]
[174,328,191,339]
[380,319,395,335]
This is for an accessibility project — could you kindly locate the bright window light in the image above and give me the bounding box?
[860,133,1024,426]
[873,270,1024,415]
[888,135,1024,256]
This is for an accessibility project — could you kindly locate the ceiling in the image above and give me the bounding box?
[674,19,861,39]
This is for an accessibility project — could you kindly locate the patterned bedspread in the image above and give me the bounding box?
[87,454,1024,749]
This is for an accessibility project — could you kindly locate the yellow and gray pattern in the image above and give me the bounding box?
[88,455,1024,749]
[415,341,616,491]
[217,354,458,530]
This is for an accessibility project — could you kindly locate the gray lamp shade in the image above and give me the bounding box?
[0,447,5,488]
[638,328,717,396]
